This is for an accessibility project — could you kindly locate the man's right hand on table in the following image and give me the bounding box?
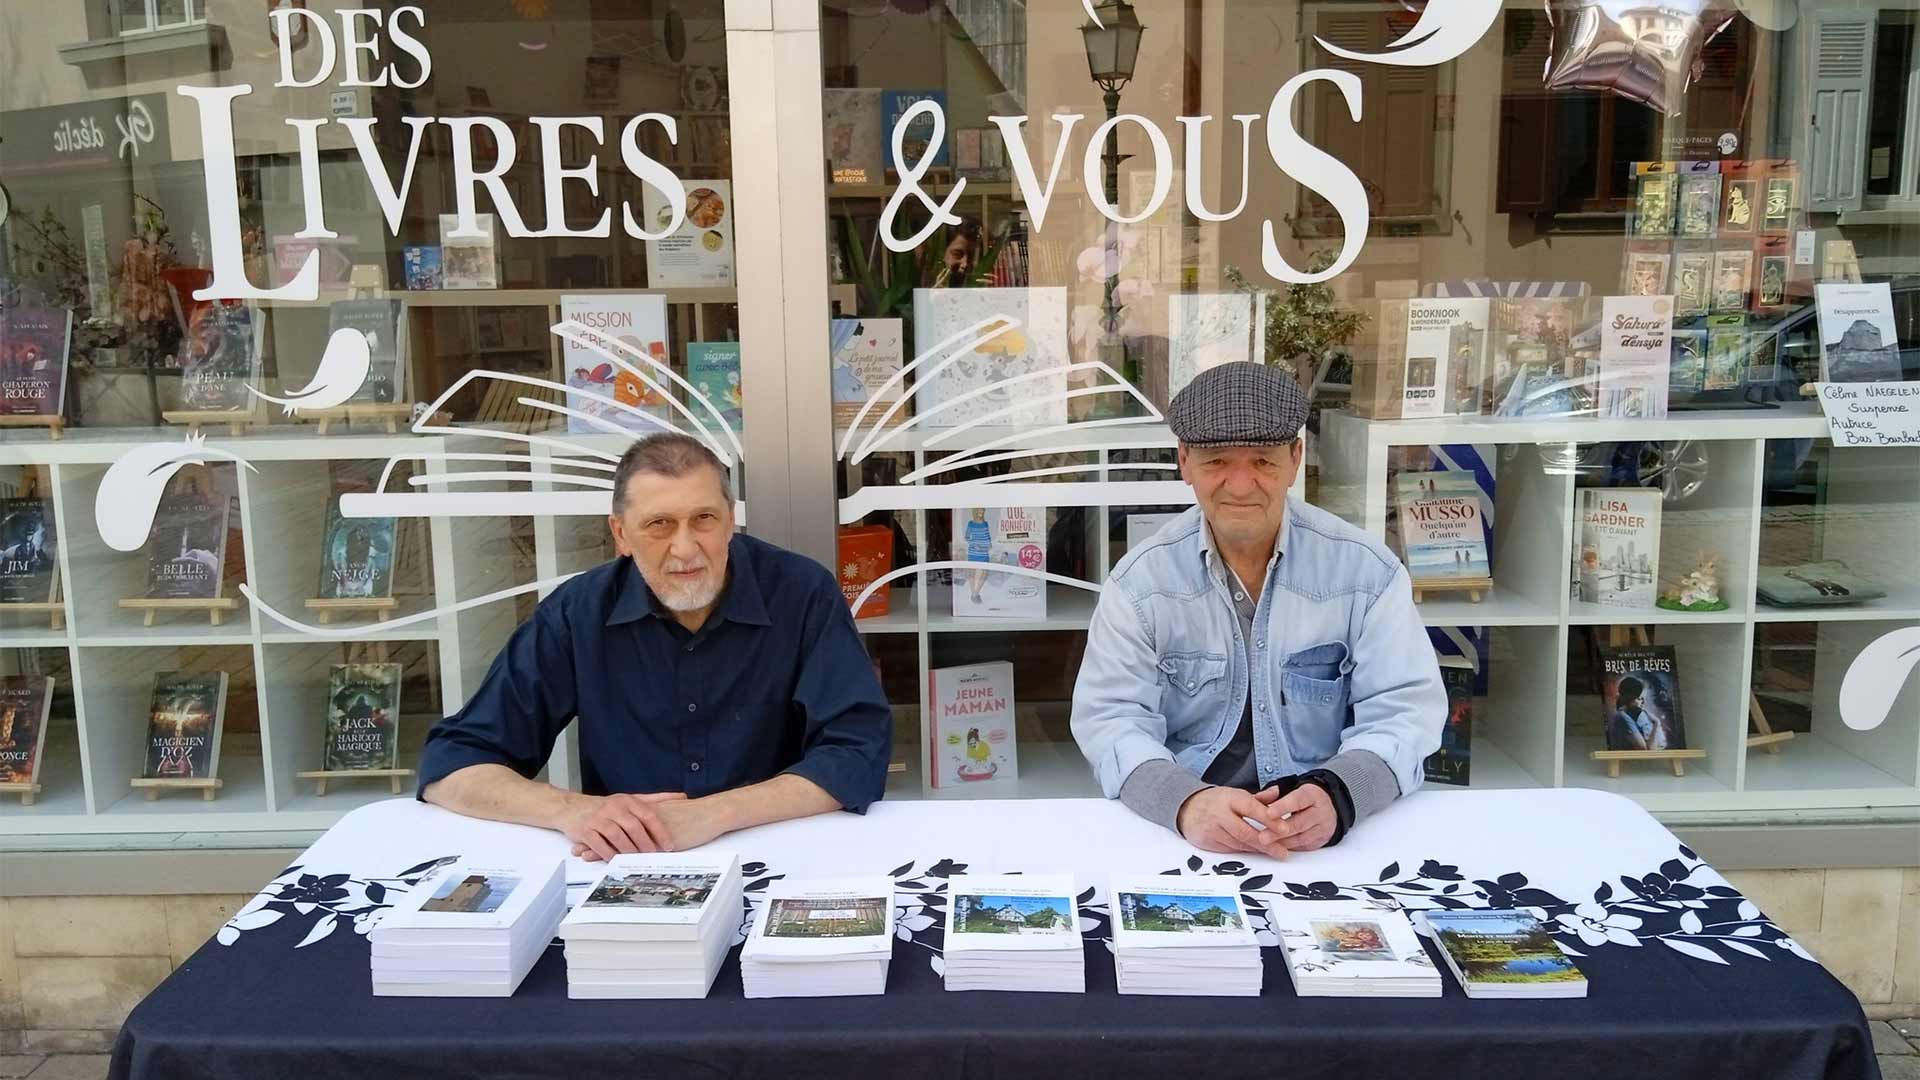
[563,791,694,859]
[1175,785,1289,857]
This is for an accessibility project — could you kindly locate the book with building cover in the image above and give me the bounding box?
[1272,901,1442,997]
[1816,283,1903,383]
[322,663,401,771]
[178,302,260,412]
[836,524,893,619]
[830,318,904,429]
[144,491,230,601]
[1110,877,1255,944]
[0,302,71,417]
[1576,487,1661,609]
[0,675,53,787]
[1419,909,1587,998]
[823,89,885,185]
[0,498,57,604]
[1424,656,1474,787]
[327,299,406,404]
[439,214,499,290]
[142,671,227,781]
[1394,472,1488,583]
[950,507,1046,618]
[745,878,897,955]
[686,342,742,433]
[912,288,1069,430]
[947,875,1079,944]
[561,293,675,435]
[1600,644,1686,751]
[928,661,1017,788]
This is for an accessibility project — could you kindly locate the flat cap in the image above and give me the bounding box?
[1167,361,1309,447]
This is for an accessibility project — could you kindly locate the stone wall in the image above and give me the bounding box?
[0,871,1915,1048]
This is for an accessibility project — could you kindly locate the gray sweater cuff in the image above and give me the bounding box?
[1118,759,1211,834]
[1320,749,1402,823]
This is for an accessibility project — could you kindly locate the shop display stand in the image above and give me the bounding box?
[0,415,63,440]
[294,768,414,796]
[161,411,259,438]
[1410,576,1491,604]
[129,777,222,801]
[0,782,41,806]
[118,596,241,627]
[1588,625,1710,777]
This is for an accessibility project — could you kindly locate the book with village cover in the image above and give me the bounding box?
[928,661,1017,788]
[0,675,53,786]
[687,342,742,433]
[178,302,260,412]
[1394,472,1488,584]
[1110,877,1255,942]
[1423,656,1474,787]
[141,671,227,781]
[0,497,57,604]
[1600,645,1687,752]
[1420,909,1587,998]
[950,506,1046,618]
[836,524,893,619]
[322,663,401,771]
[830,318,904,429]
[0,302,71,417]
[327,299,406,404]
[1576,487,1661,609]
[144,490,230,601]
[439,214,500,290]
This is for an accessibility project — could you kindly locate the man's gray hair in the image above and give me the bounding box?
[611,433,734,513]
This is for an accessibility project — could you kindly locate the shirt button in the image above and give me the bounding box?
[687,703,697,712]
[1187,681,1197,689]
[688,761,702,772]
[1255,640,1265,649]
[1234,592,1246,602]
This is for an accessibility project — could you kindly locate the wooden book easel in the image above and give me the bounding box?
[1411,576,1491,604]
[129,777,222,801]
[306,266,414,436]
[0,415,63,440]
[1590,625,1708,777]
[119,596,240,626]
[0,782,43,806]
[303,597,399,623]
[161,410,258,438]
[295,768,414,796]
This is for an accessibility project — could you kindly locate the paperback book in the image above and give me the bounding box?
[642,182,735,289]
[1576,487,1661,609]
[1394,471,1489,584]
[1423,656,1474,787]
[741,876,897,998]
[830,318,904,429]
[373,857,567,997]
[561,293,674,434]
[439,214,499,290]
[322,663,401,771]
[326,299,406,404]
[1600,644,1687,752]
[0,302,71,417]
[1816,282,1903,382]
[836,524,893,619]
[0,498,57,604]
[0,675,53,787]
[1400,298,1490,418]
[928,661,1018,788]
[912,288,1069,430]
[882,90,949,172]
[1110,873,1261,995]
[950,507,1046,618]
[1420,909,1587,998]
[823,89,885,185]
[317,501,396,600]
[1168,292,1264,398]
[1272,901,1442,997]
[686,341,743,433]
[1597,295,1674,419]
[144,491,230,601]
[561,854,745,999]
[178,302,260,412]
[142,671,227,781]
[944,873,1084,994]
[402,245,442,290]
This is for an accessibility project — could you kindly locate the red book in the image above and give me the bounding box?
[837,525,893,619]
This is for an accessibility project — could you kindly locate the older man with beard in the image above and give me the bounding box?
[419,433,891,859]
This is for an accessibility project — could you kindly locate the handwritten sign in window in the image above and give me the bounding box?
[1816,382,1920,447]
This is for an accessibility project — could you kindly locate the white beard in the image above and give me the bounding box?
[645,566,724,613]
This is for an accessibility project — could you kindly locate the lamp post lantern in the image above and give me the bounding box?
[1080,1,1145,398]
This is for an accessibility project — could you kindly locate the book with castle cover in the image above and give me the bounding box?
[0,302,71,417]
[686,342,742,433]
[178,302,261,412]
[1576,487,1661,609]
[830,318,904,429]
[951,507,1046,618]
[0,675,53,786]
[1423,656,1474,787]
[1394,472,1488,583]
[1600,644,1687,751]
[142,671,227,781]
[323,663,401,771]
[144,492,230,601]
[327,299,406,404]
[0,497,58,604]
[928,661,1018,788]
[1419,909,1587,998]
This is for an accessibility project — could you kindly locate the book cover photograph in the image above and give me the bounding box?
[144,491,230,601]
[1816,283,1903,382]
[1576,487,1661,608]
[327,299,405,404]
[686,342,742,433]
[0,675,52,786]
[1424,658,1474,787]
[0,302,71,417]
[951,507,1046,618]
[317,503,396,600]
[912,287,1069,430]
[0,497,57,604]
[830,318,904,428]
[323,663,401,771]
[403,245,442,290]
[178,302,260,412]
[1272,901,1439,996]
[1115,887,1248,936]
[1423,910,1587,994]
[439,214,499,290]
[422,870,520,915]
[949,888,1076,938]
[764,894,891,939]
[142,672,226,780]
[1601,645,1686,752]
[561,293,674,434]
[928,661,1018,788]
[1394,472,1489,583]
[581,871,720,911]
[823,88,884,185]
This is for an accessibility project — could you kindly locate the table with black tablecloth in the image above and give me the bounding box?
[110,789,1877,1080]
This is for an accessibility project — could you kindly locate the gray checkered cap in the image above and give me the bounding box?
[1167,361,1309,448]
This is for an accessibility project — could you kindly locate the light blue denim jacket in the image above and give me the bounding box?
[1071,499,1444,817]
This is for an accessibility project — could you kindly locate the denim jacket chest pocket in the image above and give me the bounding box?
[1158,651,1231,748]
[1281,640,1354,764]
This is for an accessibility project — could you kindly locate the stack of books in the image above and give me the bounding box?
[559,854,744,999]
[1419,909,1589,998]
[1108,874,1262,996]
[371,857,566,997]
[740,877,896,998]
[1271,901,1443,997]
[942,874,1085,993]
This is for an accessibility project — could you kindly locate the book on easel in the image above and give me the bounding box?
[1394,472,1490,601]
[309,460,400,622]
[1592,638,1704,777]
[0,297,72,437]
[174,301,263,414]
[1423,656,1474,787]
[137,671,227,799]
[0,496,58,605]
[142,482,230,602]
[0,675,54,803]
[297,662,411,795]
[327,297,409,405]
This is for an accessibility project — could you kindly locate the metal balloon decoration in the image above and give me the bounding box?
[1541,1,1740,116]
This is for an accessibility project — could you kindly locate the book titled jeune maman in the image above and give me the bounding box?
[928,661,1018,789]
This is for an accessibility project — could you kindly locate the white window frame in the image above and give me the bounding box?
[115,0,203,37]
[1863,9,1920,208]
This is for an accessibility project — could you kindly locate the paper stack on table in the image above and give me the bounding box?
[1108,874,1262,996]
[558,853,744,1000]
[370,857,566,997]
[740,876,896,998]
[942,873,1085,993]
[1270,901,1443,997]
[1418,909,1588,998]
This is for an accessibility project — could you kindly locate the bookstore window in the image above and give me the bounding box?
[114,0,207,37]
[1866,9,1920,202]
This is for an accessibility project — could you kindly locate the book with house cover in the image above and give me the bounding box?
[1111,877,1255,945]
[178,302,260,411]
[944,873,1084,993]
[144,490,230,601]
[928,661,1017,788]
[327,299,406,404]
[322,663,401,771]
[562,854,742,940]
[0,676,53,787]
[1419,909,1587,998]
[1424,656,1474,786]
[1599,644,1687,752]
[0,498,57,604]
[1272,901,1442,997]
[740,877,896,998]
[372,857,566,997]
[142,671,227,781]
[950,506,1046,619]
[1394,471,1488,583]
[0,301,71,417]
[830,318,904,429]
[1575,487,1661,609]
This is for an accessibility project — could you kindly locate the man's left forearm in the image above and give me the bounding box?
[699,773,842,837]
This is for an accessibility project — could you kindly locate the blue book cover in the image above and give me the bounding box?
[882,90,949,171]
[686,341,742,433]
[403,246,442,290]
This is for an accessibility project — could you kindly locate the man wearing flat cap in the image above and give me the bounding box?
[1072,362,1443,855]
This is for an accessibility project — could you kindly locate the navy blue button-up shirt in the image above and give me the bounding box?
[417,533,892,812]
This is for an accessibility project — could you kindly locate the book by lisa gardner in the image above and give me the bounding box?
[142,672,228,780]
[1599,644,1687,752]
[323,663,401,771]
[1576,487,1661,609]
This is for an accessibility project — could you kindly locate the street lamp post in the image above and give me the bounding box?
[1080,1,1145,400]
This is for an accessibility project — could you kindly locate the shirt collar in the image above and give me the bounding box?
[1197,503,1289,581]
[604,535,772,628]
